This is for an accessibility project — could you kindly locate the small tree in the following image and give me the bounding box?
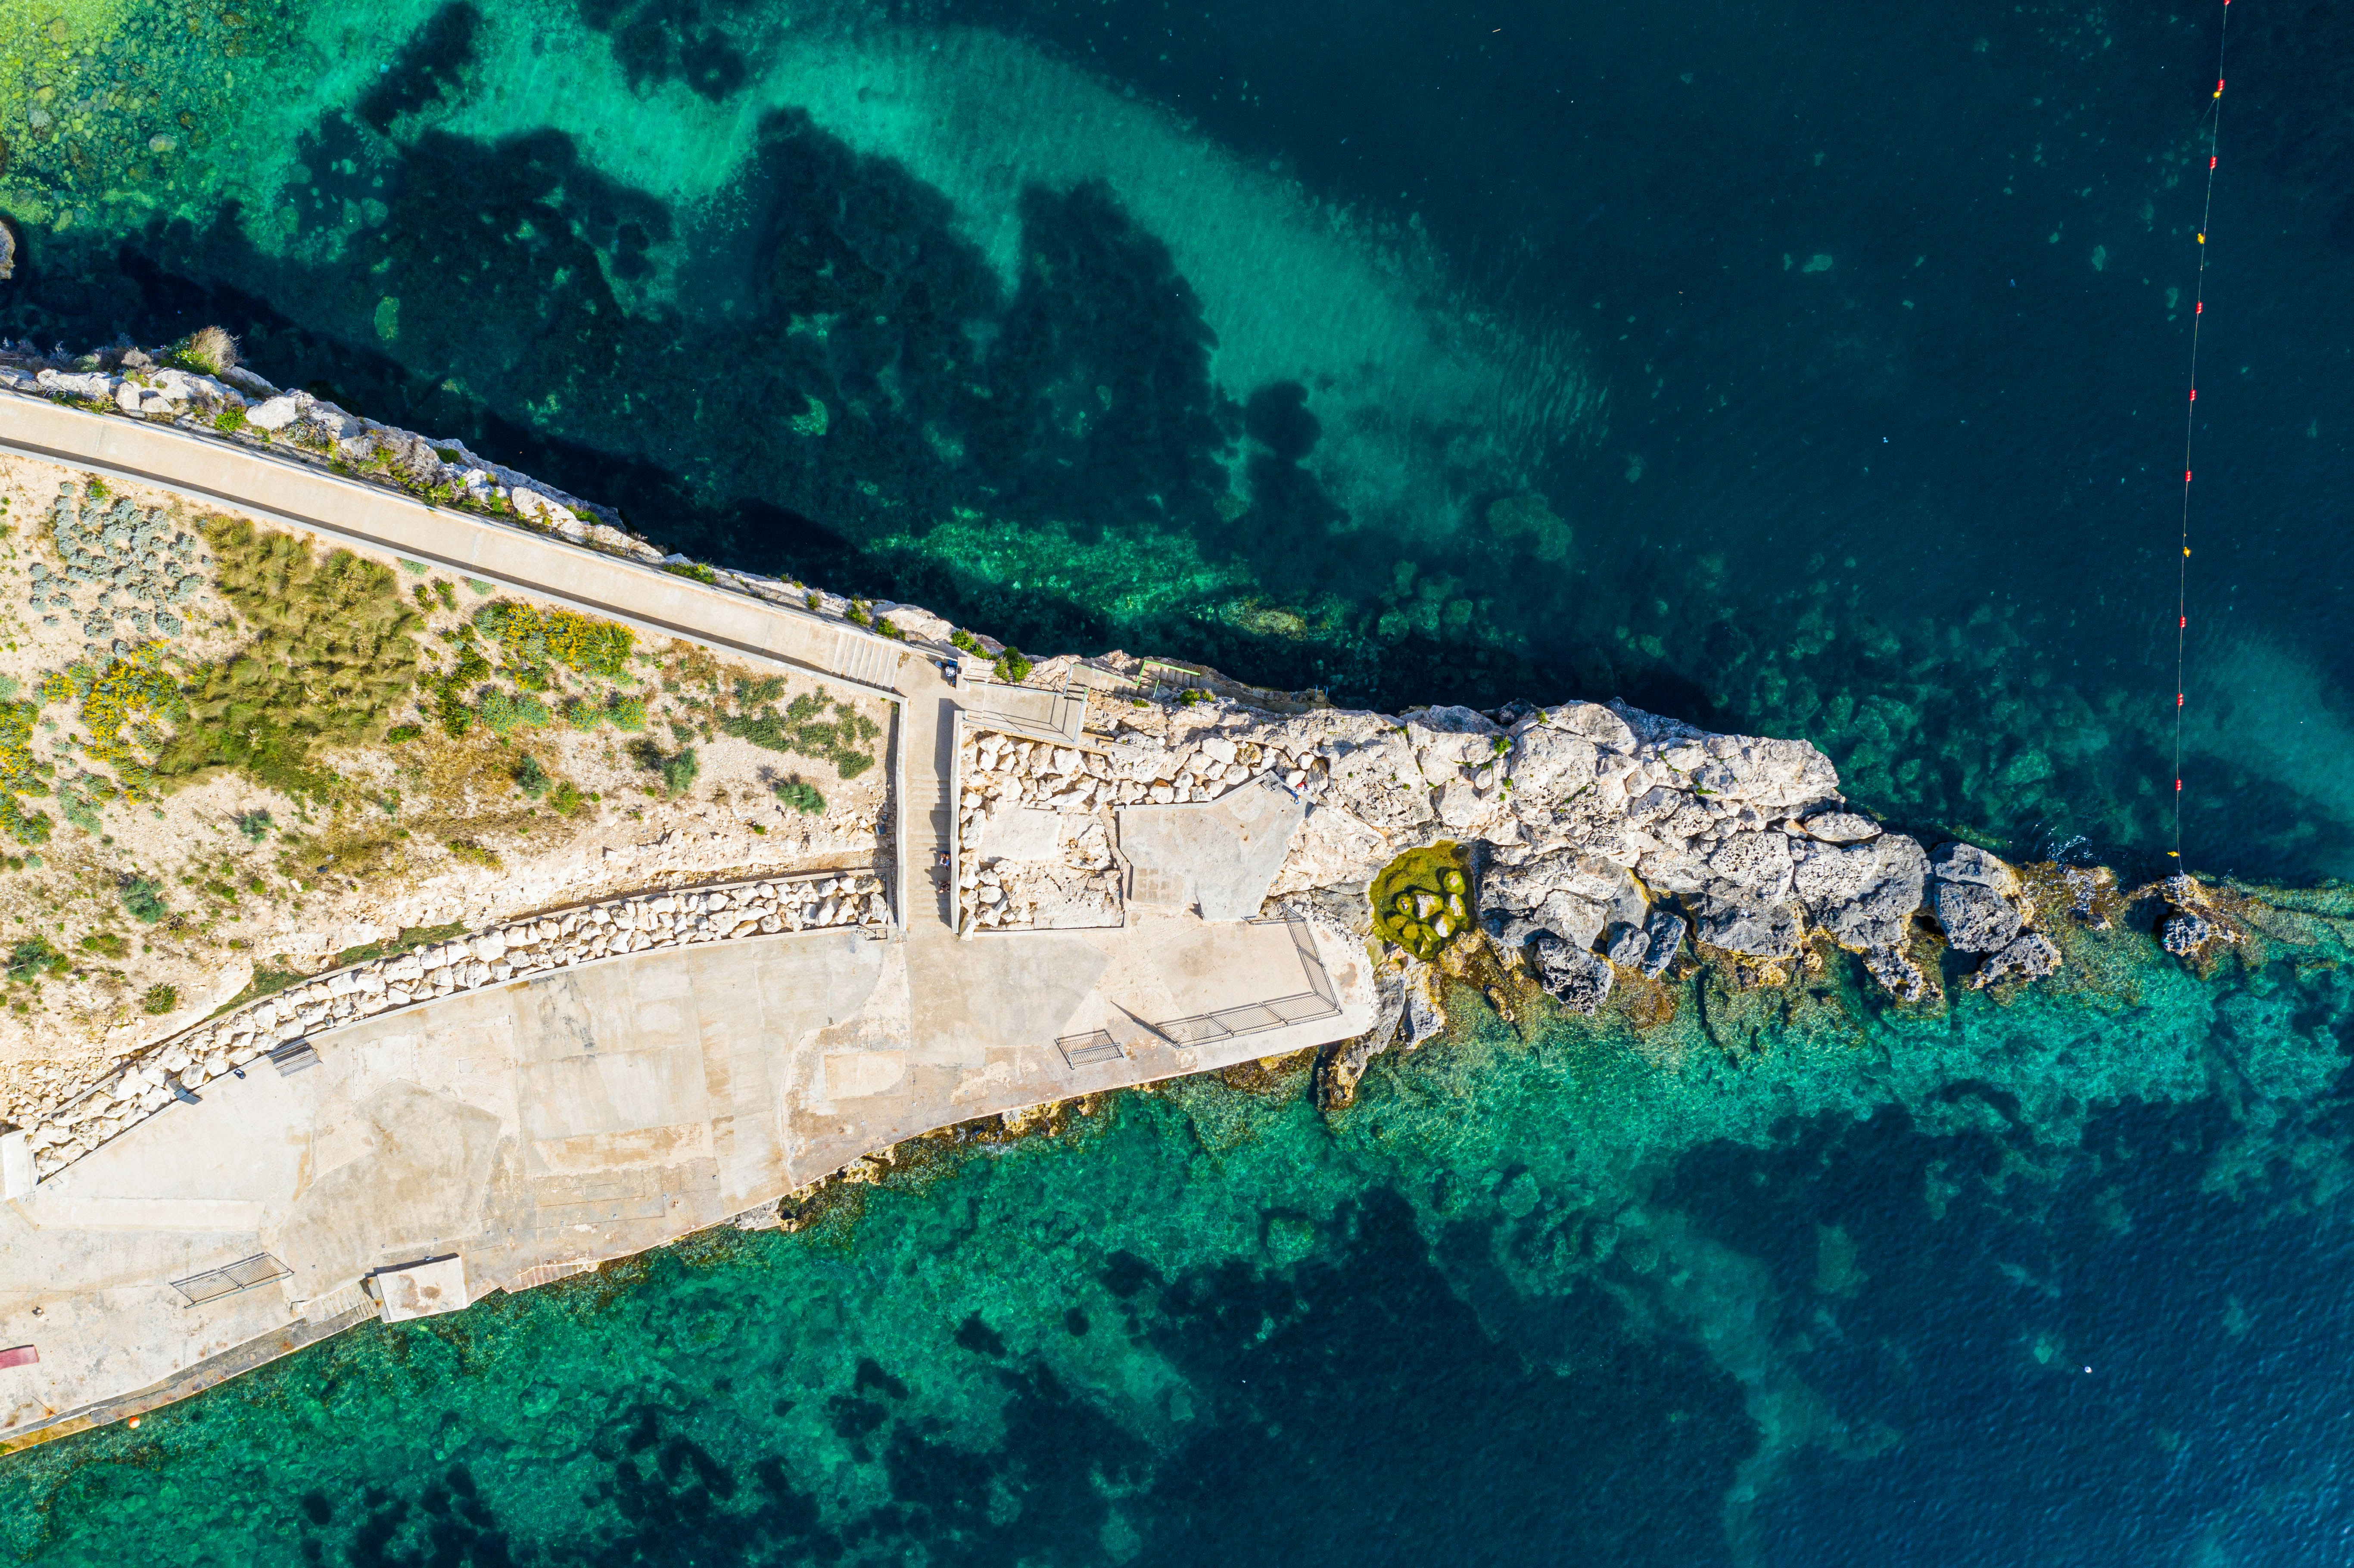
[120,876,167,924]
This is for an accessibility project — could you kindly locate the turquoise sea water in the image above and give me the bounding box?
[5,0,2354,1559]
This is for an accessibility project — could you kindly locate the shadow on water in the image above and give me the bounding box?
[6,0,2354,880]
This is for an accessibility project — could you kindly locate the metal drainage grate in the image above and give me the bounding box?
[1055,1031,1126,1069]
[170,1252,293,1307]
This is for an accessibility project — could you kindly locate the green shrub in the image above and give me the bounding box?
[385,723,422,744]
[548,780,583,817]
[78,931,128,958]
[775,778,825,815]
[175,325,239,376]
[607,694,648,732]
[0,795,51,846]
[514,754,551,798]
[476,688,550,735]
[6,936,65,983]
[141,983,179,1015]
[212,405,248,434]
[950,629,983,655]
[995,647,1033,684]
[236,809,273,841]
[661,561,717,585]
[472,600,633,677]
[628,739,701,796]
[119,876,168,923]
[465,578,494,596]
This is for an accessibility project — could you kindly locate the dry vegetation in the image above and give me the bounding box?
[0,455,895,1124]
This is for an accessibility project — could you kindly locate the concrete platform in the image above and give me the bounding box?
[2,916,1370,1444]
[0,388,1378,1450]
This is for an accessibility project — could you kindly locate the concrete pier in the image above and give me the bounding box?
[0,397,1375,1450]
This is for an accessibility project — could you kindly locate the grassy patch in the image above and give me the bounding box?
[78,931,129,959]
[330,921,468,969]
[141,983,180,1015]
[721,691,879,779]
[446,838,502,871]
[212,963,309,1015]
[156,519,423,800]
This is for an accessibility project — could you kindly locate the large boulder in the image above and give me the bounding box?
[1706,829,1795,902]
[1550,701,1638,753]
[1481,847,1633,952]
[1927,843,2028,953]
[2161,909,2214,958]
[1930,880,2022,952]
[1507,725,1598,795]
[1529,931,1614,1013]
[1640,909,1687,978]
[1795,833,1927,953]
[1692,887,1805,959]
[1800,810,1881,843]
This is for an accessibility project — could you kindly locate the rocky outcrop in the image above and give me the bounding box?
[2157,875,2238,962]
[1793,831,1933,1000]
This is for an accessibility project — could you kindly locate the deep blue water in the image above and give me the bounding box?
[4,0,2354,1560]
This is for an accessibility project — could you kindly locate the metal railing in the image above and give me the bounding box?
[1051,916,1342,1068]
[171,1252,292,1307]
[1152,991,1341,1045]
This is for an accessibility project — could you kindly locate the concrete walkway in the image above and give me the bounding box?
[0,394,1377,1449]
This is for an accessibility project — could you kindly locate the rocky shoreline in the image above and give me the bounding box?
[0,332,2248,1176]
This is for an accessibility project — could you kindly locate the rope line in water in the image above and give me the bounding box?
[2171,0,2231,862]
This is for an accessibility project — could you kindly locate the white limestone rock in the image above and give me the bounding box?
[1927,843,2028,953]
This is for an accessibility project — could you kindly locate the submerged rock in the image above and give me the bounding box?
[1975,930,2063,988]
[2159,909,2212,958]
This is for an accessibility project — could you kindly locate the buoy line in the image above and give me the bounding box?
[2170,0,2232,862]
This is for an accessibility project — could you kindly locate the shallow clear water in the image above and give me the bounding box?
[4,0,2354,1559]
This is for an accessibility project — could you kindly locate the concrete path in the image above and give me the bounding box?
[0,394,1378,1449]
